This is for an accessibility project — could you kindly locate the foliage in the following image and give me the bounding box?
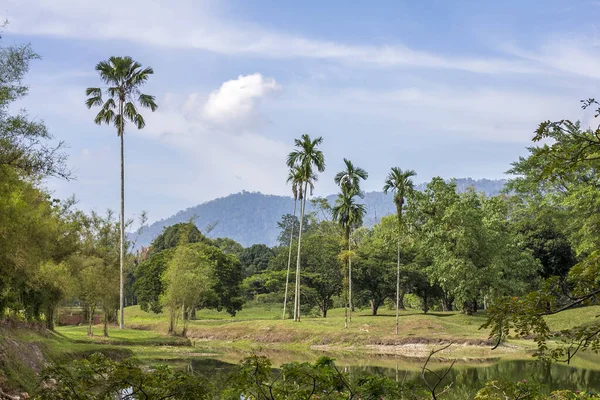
[484,99,600,362]
[149,222,208,256]
[239,244,275,277]
[222,354,411,400]
[475,379,599,400]
[38,353,211,400]
[133,249,174,313]
[407,179,539,314]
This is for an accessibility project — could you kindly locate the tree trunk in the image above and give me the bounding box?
[282,199,297,319]
[168,307,175,335]
[398,291,406,310]
[441,296,453,312]
[119,100,125,330]
[463,300,477,316]
[344,227,350,329]
[190,307,196,320]
[395,237,400,335]
[182,305,189,338]
[103,309,109,337]
[45,304,55,331]
[87,306,95,337]
[293,183,308,322]
[422,296,429,314]
[322,299,327,318]
[348,231,353,322]
[370,300,378,316]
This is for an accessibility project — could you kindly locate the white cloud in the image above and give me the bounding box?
[4,0,545,75]
[202,73,281,126]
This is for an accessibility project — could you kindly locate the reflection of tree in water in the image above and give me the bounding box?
[348,361,600,396]
[187,356,600,397]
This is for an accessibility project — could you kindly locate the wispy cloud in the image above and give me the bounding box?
[4,0,546,75]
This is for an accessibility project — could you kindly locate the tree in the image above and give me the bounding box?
[282,166,303,318]
[77,211,121,337]
[484,99,600,362]
[212,237,244,256]
[134,248,175,313]
[332,188,367,328]
[286,134,325,322]
[301,224,343,317]
[162,243,217,336]
[85,56,158,329]
[0,31,69,179]
[408,179,539,315]
[149,222,208,255]
[333,158,368,320]
[239,244,275,278]
[382,167,416,334]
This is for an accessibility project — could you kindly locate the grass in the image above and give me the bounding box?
[46,303,600,373]
[3,303,600,393]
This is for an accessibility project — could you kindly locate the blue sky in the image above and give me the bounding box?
[3,0,600,224]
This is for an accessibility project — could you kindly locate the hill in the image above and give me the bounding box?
[131,178,507,248]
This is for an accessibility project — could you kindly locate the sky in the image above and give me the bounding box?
[3,0,600,224]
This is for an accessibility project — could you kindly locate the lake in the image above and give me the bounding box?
[188,349,600,398]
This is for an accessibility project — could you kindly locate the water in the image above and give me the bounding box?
[188,351,600,398]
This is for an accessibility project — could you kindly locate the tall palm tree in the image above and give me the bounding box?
[85,56,157,329]
[282,166,305,319]
[382,167,416,335]
[286,134,325,322]
[332,187,366,328]
[333,159,368,321]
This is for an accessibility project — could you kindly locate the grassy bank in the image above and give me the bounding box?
[54,303,600,363]
[0,324,135,396]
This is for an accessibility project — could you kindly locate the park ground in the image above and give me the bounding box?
[3,303,600,395]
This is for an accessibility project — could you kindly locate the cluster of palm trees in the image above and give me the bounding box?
[282,134,417,333]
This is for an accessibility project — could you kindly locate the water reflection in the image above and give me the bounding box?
[189,356,600,397]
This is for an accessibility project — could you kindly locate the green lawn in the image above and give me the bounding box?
[50,303,600,368]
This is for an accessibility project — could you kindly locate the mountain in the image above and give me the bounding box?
[131,178,507,249]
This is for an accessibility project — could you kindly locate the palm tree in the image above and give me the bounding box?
[85,57,157,329]
[382,167,416,335]
[286,134,325,322]
[334,158,368,196]
[333,159,368,321]
[282,166,304,319]
[332,187,366,329]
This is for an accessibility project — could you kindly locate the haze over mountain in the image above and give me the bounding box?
[131,178,507,249]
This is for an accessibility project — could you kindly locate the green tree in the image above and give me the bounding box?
[239,244,275,278]
[85,56,157,329]
[162,243,217,336]
[0,31,69,179]
[149,222,208,256]
[332,188,366,328]
[333,158,368,321]
[302,224,343,317]
[282,165,303,319]
[134,248,175,313]
[286,134,325,322]
[382,167,416,333]
[484,99,600,362]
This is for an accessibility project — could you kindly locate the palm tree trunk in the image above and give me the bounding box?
[293,183,308,322]
[344,227,350,329]
[348,233,352,322]
[119,100,125,330]
[396,237,400,335]
[282,199,297,319]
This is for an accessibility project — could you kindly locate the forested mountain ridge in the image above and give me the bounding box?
[131,178,507,248]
